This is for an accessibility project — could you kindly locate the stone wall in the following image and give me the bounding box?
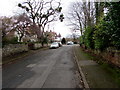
[93,49,120,67]
[102,50,120,67]
[34,43,42,49]
[28,43,48,50]
[2,44,28,57]
[2,43,49,57]
[81,45,120,67]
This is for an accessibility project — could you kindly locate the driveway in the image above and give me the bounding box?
[3,45,82,88]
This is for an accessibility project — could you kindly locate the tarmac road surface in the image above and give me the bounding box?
[3,45,82,88]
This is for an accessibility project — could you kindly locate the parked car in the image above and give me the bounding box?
[67,41,74,45]
[50,42,59,49]
[74,41,78,44]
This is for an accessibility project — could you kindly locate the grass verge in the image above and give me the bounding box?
[77,46,120,87]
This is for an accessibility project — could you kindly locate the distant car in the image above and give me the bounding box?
[67,41,74,45]
[74,42,78,44]
[50,42,59,49]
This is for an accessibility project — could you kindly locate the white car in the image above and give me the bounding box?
[67,41,74,45]
[50,42,59,49]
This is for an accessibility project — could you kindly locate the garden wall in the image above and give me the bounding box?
[28,43,48,50]
[34,43,42,49]
[2,44,28,57]
[102,50,120,67]
[81,45,120,67]
[93,49,120,67]
[2,43,49,57]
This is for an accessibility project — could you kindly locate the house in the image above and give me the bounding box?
[6,27,38,43]
[44,30,62,42]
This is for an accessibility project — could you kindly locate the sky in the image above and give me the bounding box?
[0,0,80,38]
[1,0,118,37]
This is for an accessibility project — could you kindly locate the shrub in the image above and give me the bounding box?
[84,26,95,49]
[104,2,120,49]
[9,37,18,44]
[93,20,111,51]
[2,37,19,47]
[79,35,84,45]
[80,2,120,51]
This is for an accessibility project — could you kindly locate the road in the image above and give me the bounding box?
[0,68,1,89]
[3,45,82,88]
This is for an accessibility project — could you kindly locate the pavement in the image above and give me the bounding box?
[3,45,83,88]
[73,45,120,88]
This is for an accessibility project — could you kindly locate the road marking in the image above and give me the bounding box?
[26,64,36,68]
[37,64,48,67]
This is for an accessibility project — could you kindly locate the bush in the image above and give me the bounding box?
[2,37,19,47]
[79,2,120,52]
[28,42,34,49]
[9,37,18,44]
[104,2,120,49]
[43,37,48,44]
[79,35,84,45]
[93,3,120,50]
[84,26,95,49]
[93,20,111,51]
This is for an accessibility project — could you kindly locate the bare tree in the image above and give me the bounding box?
[0,16,13,39]
[67,0,96,36]
[18,0,64,42]
[13,13,32,42]
[67,2,83,36]
[95,2,104,24]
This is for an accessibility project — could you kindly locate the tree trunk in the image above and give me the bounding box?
[95,2,104,24]
[19,33,24,42]
[95,2,99,24]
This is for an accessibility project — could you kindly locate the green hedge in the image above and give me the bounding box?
[80,2,120,51]
[83,27,95,49]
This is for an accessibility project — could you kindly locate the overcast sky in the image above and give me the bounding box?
[1,0,117,37]
[0,0,79,37]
